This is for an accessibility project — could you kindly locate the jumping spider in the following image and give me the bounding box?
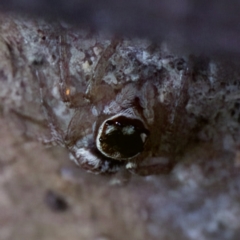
[35,30,195,175]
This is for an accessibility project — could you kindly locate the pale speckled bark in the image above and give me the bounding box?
[1,13,240,240]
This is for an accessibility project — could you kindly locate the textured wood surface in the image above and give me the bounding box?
[1,13,240,240]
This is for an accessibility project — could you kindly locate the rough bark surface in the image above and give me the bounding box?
[1,13,240,240]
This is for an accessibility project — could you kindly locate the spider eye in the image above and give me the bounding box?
[96,115,149,160]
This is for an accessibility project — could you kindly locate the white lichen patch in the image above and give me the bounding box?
[103,73,118,85]
[69,46,86,75]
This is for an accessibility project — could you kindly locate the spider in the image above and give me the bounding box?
[34,26,195,175]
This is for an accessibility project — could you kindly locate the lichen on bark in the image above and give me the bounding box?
[1,12,240,240]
